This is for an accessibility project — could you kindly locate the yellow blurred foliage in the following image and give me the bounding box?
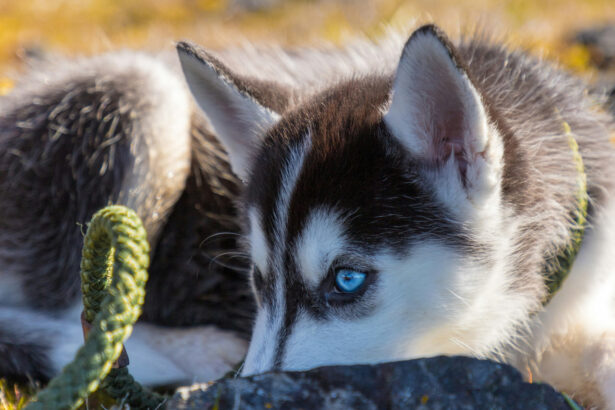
[0,0,614,75]
[0,379,33,410]
[0,78,14,96]
[562,44,593,72]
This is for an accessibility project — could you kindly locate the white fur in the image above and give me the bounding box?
[241,137,312,374]
[519,198,615,408]
[0,304,247,386]
[117,53,193,239]
[269,134,312,271]
[277,241,529,370]
[295,208,347,287]
[242,280,286,375]
[130,323,247,384]
[248,207,269,274]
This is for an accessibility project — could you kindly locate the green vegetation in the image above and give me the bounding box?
[0,379,35,410]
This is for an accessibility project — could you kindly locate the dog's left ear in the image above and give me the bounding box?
[384,25,502,207]
[177,41,288,183]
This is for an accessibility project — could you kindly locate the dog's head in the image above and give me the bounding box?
[178,25,522,375]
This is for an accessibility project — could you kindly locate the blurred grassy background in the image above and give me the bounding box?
[0,0,614,408]
[1,0,614,78]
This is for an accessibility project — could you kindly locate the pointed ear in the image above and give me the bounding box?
[384,25,502,204]
[177,41,284,182]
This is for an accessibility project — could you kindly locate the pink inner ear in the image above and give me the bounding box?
[421,73,469,179]
[387,29,488,187]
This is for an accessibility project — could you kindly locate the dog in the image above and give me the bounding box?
[0,33,406,386]
[178,24,615,408]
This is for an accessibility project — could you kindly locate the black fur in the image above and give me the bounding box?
[0,326,52,383]
[141,114,254,336]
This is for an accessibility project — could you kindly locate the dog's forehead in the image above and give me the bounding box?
[243,76,465,272]
[245,76,393,211]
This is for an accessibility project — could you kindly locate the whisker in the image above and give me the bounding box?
[233,360,246,379]
[206,251,252,273]
[447,288,470,307]
[449,337,479,356]
[198,231,242,249]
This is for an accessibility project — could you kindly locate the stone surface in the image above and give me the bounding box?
[167,356,574,409]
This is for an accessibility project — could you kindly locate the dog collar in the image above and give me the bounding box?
[542,122,588,306]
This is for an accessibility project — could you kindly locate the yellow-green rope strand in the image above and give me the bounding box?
[26,205,164,410]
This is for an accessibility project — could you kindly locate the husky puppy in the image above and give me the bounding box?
[0,35,405,385]
[179,24,615,408]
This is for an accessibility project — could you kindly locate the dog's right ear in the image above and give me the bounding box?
[384,25,502,213]
[177,42,285,183]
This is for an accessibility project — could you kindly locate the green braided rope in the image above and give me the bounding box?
[101,367,164,409]
[26,205,164,410]
[542,122,588,305]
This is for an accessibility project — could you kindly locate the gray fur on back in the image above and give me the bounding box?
[0,52,192,309]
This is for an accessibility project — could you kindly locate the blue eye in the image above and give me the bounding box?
[335,269,367,293]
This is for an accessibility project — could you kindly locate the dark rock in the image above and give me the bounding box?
[574,24,615,69]
[167,356,575,409]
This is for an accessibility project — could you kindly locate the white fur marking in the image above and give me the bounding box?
[242,135,311,375]
[130,323,248,384]
[296,208,346,287]
[248,207,268,274]
[0,302,246,386]
[270,133,311,267]
[241,282,286,376]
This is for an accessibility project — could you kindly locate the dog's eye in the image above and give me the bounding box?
[335,269,367,293]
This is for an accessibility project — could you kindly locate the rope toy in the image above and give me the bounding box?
[26,205,164,409]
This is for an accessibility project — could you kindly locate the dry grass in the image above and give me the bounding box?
[0,379,35,410]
